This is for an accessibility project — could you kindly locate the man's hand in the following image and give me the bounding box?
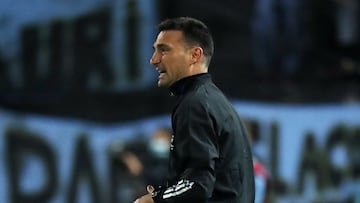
[133,185,155,203]
[133,193,154,203]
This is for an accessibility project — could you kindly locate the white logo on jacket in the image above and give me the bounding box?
[170,134,175,151]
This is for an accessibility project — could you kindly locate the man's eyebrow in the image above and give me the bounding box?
[153,43,168,50]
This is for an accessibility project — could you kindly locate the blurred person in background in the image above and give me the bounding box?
[253,157,271,203]
[245,119,271,203]
[121,127,171,185]
[251,0,305,79]
[134,17,255,203]
[333,0,359,75]
[306,0,360,79]
[111,127,171,202]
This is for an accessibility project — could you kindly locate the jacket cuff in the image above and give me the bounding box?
[152,186,165,203]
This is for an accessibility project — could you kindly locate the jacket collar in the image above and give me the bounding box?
[169,73,211,96]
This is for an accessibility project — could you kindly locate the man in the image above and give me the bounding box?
[134,17,255,203]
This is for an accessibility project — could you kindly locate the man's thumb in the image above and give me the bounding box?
[147,185,155,194]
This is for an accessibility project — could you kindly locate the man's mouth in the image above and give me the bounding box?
[157,68,166,74]
[159,72,166,79]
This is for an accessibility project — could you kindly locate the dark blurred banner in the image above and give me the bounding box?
[0,102,359,203]
[1,0,359,102]
[0,0,157,92]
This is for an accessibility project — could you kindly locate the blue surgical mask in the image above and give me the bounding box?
[149,139,170,158]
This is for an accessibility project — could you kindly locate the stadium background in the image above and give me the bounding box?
[0,0,359,202]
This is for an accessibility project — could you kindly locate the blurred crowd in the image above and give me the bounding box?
[251,0,360,80]
[0,0,359,102]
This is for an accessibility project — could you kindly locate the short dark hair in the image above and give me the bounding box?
[158,17,214,66]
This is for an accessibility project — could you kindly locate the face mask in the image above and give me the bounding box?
[149,139,170,158]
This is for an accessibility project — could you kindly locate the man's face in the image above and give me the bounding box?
[150,31,191,87]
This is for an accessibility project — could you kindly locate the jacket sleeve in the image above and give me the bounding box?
[153,101,219,203]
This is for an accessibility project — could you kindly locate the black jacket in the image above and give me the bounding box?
[152,73,255,203]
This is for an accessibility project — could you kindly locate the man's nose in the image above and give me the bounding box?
[150,52,160,65]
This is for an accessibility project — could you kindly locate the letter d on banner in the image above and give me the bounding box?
[5,128,57,203]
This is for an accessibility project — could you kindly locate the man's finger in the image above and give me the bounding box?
[147,185,154,193]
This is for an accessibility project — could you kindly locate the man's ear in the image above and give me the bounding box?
[190,47,203,64]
